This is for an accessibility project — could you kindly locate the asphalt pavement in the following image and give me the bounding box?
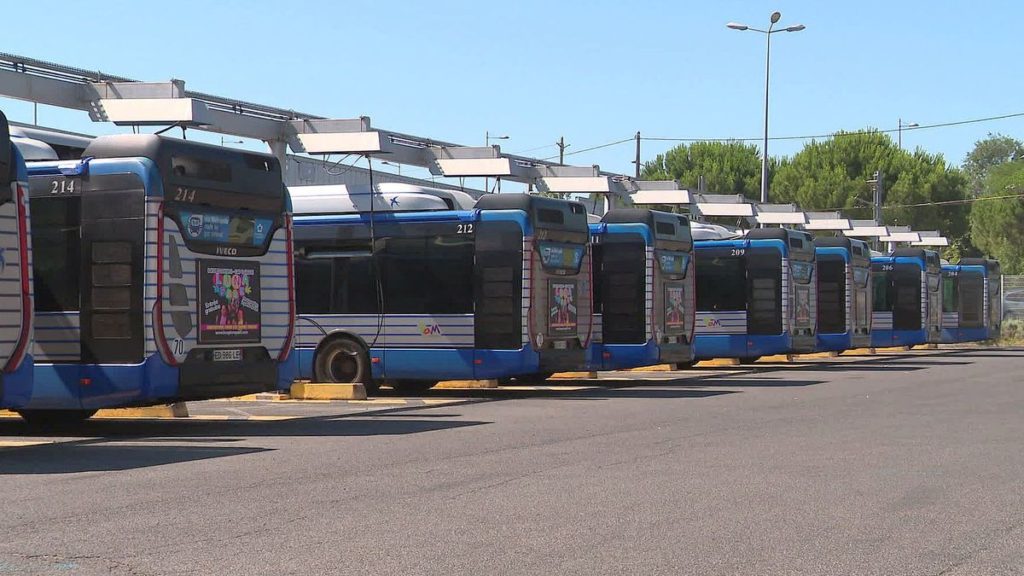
[2,347,1023,575]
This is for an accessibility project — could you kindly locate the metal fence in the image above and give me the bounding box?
[1004,275,1024,320]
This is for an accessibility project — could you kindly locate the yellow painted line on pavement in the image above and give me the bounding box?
[0,440,53,448]
[795,351,838,360]
[550,371,597,379]
[0,410,19,418]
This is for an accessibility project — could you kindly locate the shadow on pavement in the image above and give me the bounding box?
[0,443,271,475]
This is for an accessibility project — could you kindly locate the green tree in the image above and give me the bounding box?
[963,133,1024,197]
[640,141,765,200]
[770,130,969,240]
[969,161,1024,274]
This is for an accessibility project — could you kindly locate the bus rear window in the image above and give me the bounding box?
[172,155,232,182]
[655,222,675,236]
[853,267,869,288]
[537,208,565,225]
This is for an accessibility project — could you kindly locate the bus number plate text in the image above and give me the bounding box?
[213,349,242,362]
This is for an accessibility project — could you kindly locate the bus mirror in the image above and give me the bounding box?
[0,110,11,188]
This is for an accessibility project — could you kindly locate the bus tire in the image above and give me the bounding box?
[17,409,97,427]
[314,336,370,386]
[388,380,437,395]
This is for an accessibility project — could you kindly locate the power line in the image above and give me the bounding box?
[821,190,1024,213]
[541,136,636,161]
[642,111,1024,144]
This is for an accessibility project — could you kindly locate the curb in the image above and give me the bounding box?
[550,372,598,379]
[95,403,190,419]
[696,358,741,367]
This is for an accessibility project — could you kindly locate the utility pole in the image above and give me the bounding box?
[633,131,641,179]
[872,170,884,226]
[557,136,569,165]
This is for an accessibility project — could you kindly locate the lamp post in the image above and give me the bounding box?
[485,131,509,193]
[727,12,805,203]
[381,160,402,176]
[898,118,918,150]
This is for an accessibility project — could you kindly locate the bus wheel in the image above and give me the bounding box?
[388,380,437,395]
[315,338,369,385]
[17,409,97,427]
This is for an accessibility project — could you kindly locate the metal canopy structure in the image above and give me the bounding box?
[693,194,755,217]
[844,219,890,238]
[910,231,949,247]
[0,52,638,199]
[753,203,807,225]
[804,211,852,231]
[628,181,693,206]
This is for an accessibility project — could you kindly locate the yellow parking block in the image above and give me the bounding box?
[627,364,674,372]
[758,354,794,363]
[876,346,911,352]
[695,358,741,367]
[435,380,499,389]
[841,348,876,356]
[795,351,838,360]
[95,403,189,419]
[913,344,939,350]
[290,382,367,400]
[550,372,598,379]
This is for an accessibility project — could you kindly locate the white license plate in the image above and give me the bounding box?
[213,349,242,362]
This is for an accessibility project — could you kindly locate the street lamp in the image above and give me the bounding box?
[381,160,402,176]
[898,118,919,150]
[727,12,806,203]
[485,131,509,193]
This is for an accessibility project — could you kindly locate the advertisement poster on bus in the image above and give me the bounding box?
[665,284,686,331]
[197,259,262,344]
[794,287,812,326]
[549,280,578,334]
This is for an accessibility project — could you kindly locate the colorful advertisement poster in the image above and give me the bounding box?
[197,259,262,344]
[665,284,686,330]
[794,286,812,326]
[549,280,578,335]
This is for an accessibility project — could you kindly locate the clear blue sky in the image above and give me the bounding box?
[2,0,1022,186]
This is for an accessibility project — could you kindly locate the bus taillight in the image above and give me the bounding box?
[278,214,295,362]
[5,183,31,373]
[153,206,178,367]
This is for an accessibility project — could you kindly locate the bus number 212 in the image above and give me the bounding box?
[457,223,474,234]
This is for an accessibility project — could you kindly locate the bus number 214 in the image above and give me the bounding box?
[174,187,197,203]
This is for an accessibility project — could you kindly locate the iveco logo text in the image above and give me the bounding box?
[216,247,239,256]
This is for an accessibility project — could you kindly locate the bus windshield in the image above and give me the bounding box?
[696,256,746,312]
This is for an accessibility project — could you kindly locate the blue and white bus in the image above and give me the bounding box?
[814,237,872,352]
[693,227,817,362]
[15,134,295,423]
[292,187,593,393]
[588,209,694,370]
[940,258,1001,343]
[870,248,942,348]
[0,112,35,410]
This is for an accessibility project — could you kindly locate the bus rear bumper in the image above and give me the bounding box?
[178,348,280,400]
